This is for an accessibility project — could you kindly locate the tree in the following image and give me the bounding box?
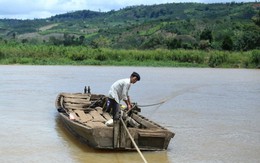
[253,10,260,27]
[200,29,213,43]
[167,38,182,49]
[63,33,75,46]
[222,36,233,51]
[79,35,85,45]
[235,31,260,51]
[21,39,28,44]
[199,40,211,50]
[12,33,16,40]
[91,36,110,48]
[49,36,63,45]
[141,34,164,49]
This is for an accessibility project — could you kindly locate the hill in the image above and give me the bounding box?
[0,2,259,51]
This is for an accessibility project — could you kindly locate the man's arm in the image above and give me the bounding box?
[124,96,132,110]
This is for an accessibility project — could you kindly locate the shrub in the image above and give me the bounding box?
[250,50,260,66]
[95,53,107,61]
[0,51,5,59]
[208,52,228,67]
[167,50,204,64]
[222,36,233,51]
[68,52,87,61]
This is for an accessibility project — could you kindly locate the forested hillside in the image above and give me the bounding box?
[0,2,259,51]
[0,2,260,68]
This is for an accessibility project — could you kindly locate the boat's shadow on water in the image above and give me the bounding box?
[54,113,171,163]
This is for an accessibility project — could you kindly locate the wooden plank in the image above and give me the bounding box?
[89,110,107,122]
[139,132,166,138]
[120,120,126,148]
[90,94,105,100]
[73,110,93,123]
[113,120,120,148]
[85,121,106,128]
[64,103,91,108]
[95,107,103,114]
[63,97,91,104]
[61,93,91,99]
[102,112,112,121]
[66,106,84,110]
[132,114,158,129]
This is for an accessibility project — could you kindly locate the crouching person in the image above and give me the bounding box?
[105,72,140,121]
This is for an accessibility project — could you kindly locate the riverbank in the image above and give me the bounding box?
[0,43,259,68]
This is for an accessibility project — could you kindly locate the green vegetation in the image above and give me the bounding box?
[1,2,260,50]
[0,42,259,68]
[0,2,259,68]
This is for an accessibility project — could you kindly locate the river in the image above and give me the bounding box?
[1,65,260,163]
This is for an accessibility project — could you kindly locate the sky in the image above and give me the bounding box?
[0,0,257,19]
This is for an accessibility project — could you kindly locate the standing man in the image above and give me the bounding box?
[106,72,141,120]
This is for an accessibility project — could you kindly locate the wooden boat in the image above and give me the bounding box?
[55,92,174,151]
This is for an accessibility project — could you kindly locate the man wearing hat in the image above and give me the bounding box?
[106,72,141,120]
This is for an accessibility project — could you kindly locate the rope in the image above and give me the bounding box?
[137,100,166,107]
[138,86,204,108]
[120,117,148,163]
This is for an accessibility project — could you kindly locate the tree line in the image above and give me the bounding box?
[1,2,259,51]
[0,41,259,68]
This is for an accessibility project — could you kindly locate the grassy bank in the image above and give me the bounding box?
[0,43,259,68]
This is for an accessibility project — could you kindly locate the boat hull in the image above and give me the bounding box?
[59,112,174,151]
[56,92,174,151]
[59,112,114,149]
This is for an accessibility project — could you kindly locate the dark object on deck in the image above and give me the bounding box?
[55,92,174,151]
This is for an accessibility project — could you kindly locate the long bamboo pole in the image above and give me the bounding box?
[120,117,148,163]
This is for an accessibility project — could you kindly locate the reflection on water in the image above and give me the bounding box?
[1,65,260,163]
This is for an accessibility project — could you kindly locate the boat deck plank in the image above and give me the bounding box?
[74,110,93,122]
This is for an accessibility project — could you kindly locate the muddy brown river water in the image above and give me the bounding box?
[1,65,260,163]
